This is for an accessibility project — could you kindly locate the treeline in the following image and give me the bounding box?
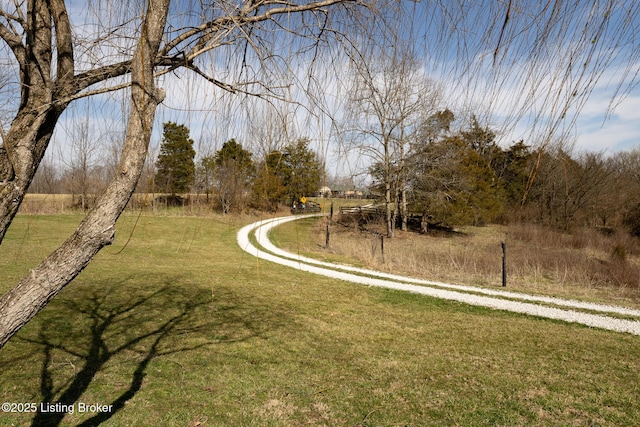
[371,112,640,236]
[28,118,640,237]
[195,135,323,213]
[29,122,324,214]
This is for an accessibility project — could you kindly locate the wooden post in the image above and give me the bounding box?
[380,234,385,263]
[325,224,330,249]
[501,242,507,287]
[330,202,334,220]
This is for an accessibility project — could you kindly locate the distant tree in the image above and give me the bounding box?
[28,158,59,194]
[402,109,456,224]
[460,116,501,168]
[281,138,322,204]
[196,155,216,201]
[250,139,322,211]
[155,122,196,195]
[408,133,462,225]
[214,139,253,172]
[614,149,640,235]
[138,143,159,197]
[246,104,289,160]
[409,117,505,226]
[624,204,640,238]
[343,46,441,236]
[492,140,534,210]
[63,117,103,210]
[251,151,288,212]
[419,109,455,143]
[568,152,615,229]
[212,139,254,214]
[455,140,505,226]
[527,149,615,230]
[457,118,506,224]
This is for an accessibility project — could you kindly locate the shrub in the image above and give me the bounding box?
[624,204,640,237]
[611,244,628,263]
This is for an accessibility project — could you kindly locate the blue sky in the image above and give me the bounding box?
[154,0,640,161]
[408,0,640,154]
[25,0,639,176]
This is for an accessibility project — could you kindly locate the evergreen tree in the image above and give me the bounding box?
[155,122,196,194]
[493,140,534,208]
[409,118,506,226]
[281,138,323,204]
[461,116,500,168]
[214,139,254,171]
[251,151,288,212]
[455,141,505,225]
[251,139,323,211]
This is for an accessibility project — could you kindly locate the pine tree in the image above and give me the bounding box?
[251,151,288,212]
[281,138,322,204]
[155,122,196,195]
[251,139,323,211]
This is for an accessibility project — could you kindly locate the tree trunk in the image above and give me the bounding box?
[0,107,62,243]
[0,0,170,348]
[0,0,61,242]
[384,140,394,238]
[399,127,407,232]
[399,150,407,232]
[401,186,407,231]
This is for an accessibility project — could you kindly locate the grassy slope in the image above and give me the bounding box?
[1,213,640,426]
[278,216,640,308]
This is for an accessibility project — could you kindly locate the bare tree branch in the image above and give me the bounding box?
[0,0,371,348]
[0,0,170,348]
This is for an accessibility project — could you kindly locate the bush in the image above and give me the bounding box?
[624,204,640,237]
[611,244,627,263]
[155,195,185,207]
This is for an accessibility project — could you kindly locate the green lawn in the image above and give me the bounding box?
[1,213,640,426]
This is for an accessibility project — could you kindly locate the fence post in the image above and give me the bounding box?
[380,234,385,263]
[501,242,507,287]
[325,224,330,249]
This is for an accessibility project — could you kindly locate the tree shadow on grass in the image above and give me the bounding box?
[13,275,279,427]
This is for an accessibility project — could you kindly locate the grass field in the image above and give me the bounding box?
[2,212,640,426]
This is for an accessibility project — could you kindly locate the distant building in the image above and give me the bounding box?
[317,186,332,198]
[328,184,364,199]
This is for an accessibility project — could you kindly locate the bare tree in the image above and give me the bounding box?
[28,157,59,195]
[0,0,171,347]
[61,116,103,210]
[342,44,442,237]
[526,146,617,230]
[339,1,640,218]
[0,0,368,347]
[246,101,292,160]
[616,149,640,235]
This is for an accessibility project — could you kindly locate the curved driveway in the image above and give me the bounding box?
[238,214,640,336]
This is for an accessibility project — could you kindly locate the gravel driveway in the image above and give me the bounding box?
[238,214,640,336]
